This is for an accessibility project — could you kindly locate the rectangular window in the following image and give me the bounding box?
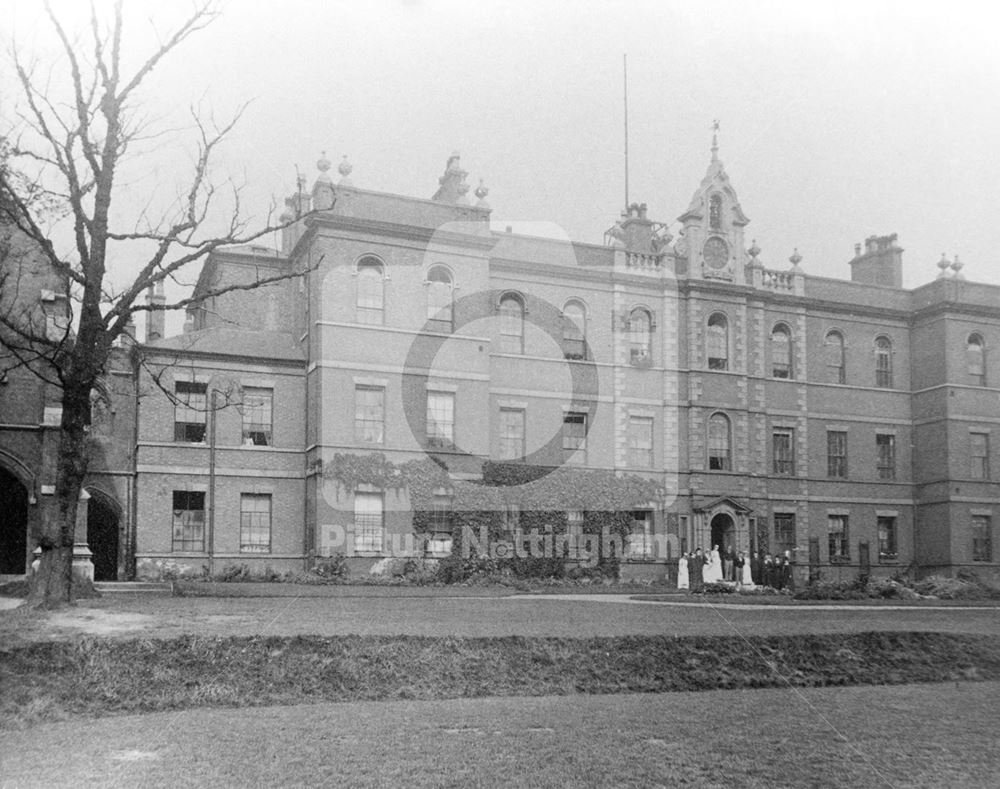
[425,494,453,556]
[498,408,525,460]
[772,430,794,476]
[972,515,992,562]
[426,391,455,448]
[774,513,796,555]
[876,434,896,480]
[566,509,585,558]
[828,514,849,562]
[628,416,654,469]
[707,416,731,471]
[174,380,207,442]
[354,491,384,553]
[562,308,586,360]
[626,510,653,559]
[562,411,587,465]
[827,431,848,478]
[354,386,385,444]
[171,490,205,552]
[971,433,990,479]
[877,516,897,561]
[502,504,520,534]
[240,493,272,553]
[241,387,273,446]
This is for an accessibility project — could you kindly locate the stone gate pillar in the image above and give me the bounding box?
[71,489,94,583]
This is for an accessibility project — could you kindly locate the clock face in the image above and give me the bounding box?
[703,237,729,269]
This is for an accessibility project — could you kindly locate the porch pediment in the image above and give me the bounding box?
[693,496,754,515]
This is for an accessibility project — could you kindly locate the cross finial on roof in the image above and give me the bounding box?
[711,119,720,163]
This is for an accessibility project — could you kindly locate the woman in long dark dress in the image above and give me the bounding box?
[689,548,705,593]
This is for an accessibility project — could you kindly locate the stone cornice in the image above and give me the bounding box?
[306,214,497,252]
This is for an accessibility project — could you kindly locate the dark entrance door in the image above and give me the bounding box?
[86,492,119,582]
[0,469,28,574]
[710,513,735,553]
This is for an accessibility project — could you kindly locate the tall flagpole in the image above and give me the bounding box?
[623,53,629,212]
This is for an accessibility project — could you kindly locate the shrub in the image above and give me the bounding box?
[218,563,250,582]
[313,555,349,581]
[912,574,1000,600]
[793,580,868,601]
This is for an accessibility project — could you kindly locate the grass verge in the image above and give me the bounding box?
[3,631,999,730]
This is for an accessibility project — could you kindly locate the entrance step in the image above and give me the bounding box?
[93,581,172,594]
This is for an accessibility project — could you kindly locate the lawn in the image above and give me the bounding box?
[2,682,998,788]
[2,593,999,648]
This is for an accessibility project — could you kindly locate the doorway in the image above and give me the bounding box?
[0,468,28,575]
[86,490,120,582]
[710,512,735,553]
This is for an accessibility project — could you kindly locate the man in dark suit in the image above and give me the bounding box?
[722,544,736,581]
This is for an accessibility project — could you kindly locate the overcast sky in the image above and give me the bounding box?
[8,0,1000,305]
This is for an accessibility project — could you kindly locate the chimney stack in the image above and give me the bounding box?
[145,281,166,342]
[848,233,903,288]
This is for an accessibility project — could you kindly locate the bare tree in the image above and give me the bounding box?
[0,1,311,606]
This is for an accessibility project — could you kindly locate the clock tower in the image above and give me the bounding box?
[675,123,750,282]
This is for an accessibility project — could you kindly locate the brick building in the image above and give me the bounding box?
[1,141,997,584]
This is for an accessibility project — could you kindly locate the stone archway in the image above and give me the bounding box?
[86,488,120,582]
[710,512,736,553]
[0,468,29,575]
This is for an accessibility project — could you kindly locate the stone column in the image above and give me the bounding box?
[71,489,94,583]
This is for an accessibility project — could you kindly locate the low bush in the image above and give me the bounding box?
[793,581,869,601]
[912,574,1000,600]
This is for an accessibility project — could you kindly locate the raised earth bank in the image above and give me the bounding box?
[3,631,1000,729]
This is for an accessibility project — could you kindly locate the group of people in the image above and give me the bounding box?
[677,545,794,592]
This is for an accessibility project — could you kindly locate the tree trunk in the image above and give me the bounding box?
[28,378,91,608]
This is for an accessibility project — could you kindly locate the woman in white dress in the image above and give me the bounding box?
[677,553,689,591]
[739,551,755,588]
[704,544,723,584]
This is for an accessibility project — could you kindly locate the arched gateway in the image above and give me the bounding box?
[0,468,29,575]
[86,488,121,582]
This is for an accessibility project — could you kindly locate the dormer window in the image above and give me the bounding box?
[709,194,723,230]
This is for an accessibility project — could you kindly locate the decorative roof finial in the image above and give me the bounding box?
[748,239,761,265]
[474,179,490,208]
[936,252,951,279]
[711,119,720,163]
[314,150,333,187]
[789,248,803,269]
[950,254,964,280]
[338,155,353,186]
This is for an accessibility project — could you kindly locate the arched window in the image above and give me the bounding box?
[771,323,792,379]
[707,412,732,471]
[968,333,986,386]
[426,266,453,331]
[356,257,385,325]
[875,336,893,388]
[628,308,652,364]
[562,301,586,360]
[499,293,525,354]
[825,330,846,384]
[709,194,723,230]
[707,313,728,370]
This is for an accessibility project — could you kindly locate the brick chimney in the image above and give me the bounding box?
[145,281,166,342]
[849,233,903,288]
